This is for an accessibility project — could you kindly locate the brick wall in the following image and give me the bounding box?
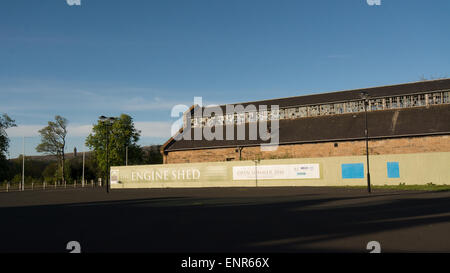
[164,135,450,164]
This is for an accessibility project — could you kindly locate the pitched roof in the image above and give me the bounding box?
[207,78,450,112]
[163,79,450,152]
[164,104,450,151]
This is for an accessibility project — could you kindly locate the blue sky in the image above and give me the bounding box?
[1,0,449,158]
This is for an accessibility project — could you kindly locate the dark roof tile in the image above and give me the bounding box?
[165,104,450,151]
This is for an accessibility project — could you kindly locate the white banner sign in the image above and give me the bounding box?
[233,164,320,180]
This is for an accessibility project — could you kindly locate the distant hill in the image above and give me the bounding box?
[11,145,162,162]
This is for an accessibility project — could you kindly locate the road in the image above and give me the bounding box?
[0,187,449,252]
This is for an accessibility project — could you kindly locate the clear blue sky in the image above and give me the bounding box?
[1,0,449,158]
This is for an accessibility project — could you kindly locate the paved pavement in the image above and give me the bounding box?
[0,187,449,253]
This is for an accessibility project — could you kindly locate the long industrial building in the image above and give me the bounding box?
[161,79,450,164]
[111,79,450,189]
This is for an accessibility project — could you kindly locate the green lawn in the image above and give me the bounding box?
[338,183,450,192]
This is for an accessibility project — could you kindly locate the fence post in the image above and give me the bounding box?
[6,182,9,192]
[55,181,57,189]
[32,182,34,190]
[98,178,102,187]
[91,179,94,188]
[43,181,46,190]
[74,180,76,188]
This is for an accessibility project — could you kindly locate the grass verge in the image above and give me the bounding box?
[338,183,450,192]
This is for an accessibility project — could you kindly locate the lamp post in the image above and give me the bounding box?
[360,92,371,193]
[99,116,117,193]
[22,136,25,191]
[82,148,85,188]
[254,158,260,187]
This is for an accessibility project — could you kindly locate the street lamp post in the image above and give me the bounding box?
[99,116,116,194]
[360,92,372,193]
[254,158,260,187]
[22,136,25,191]
[82,149,85,188]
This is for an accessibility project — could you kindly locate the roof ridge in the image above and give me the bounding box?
[215,78,450,107]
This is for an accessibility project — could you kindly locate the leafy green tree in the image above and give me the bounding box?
[42,162,58,183]
[36,115,68,183]
[0,114,16,181]
[11,173,21,185]
[142,145,163,164]
[85,114,142,179]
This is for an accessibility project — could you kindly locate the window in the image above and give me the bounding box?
[418,94,426,106]
[188,90,443,128]
[412,94,425,107]
[432,92,442,104]
[225,113,234,125]
[287,108,296,119]
[334,103,344,114]
[309,105,319,116]
[320,104,334,115]
[259,110,268,121]
[391,97,399,108]
[248,111,257,123]
[403,96,412,108]
[444,91,450,104]
[192,117,200,128]
[279,109,286,119]
[346,101,359,113]
[216,115,224,125]
[358,101,365,112]
[270,109,280,120]
[206,117,215,127]
[385,97,391,109]
[371,99,383,111]
[237,113,245,124]
[398,96,405,108]
[299,107,308,117]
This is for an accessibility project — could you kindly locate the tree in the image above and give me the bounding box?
[85,114,142,179]
[42,162,58,183]
[36,115,68,183]
[142,145,163,164]
[0,114,16,181]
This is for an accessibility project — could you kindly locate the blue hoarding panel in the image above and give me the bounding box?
[387,162,400,178]
[341,163,364,179]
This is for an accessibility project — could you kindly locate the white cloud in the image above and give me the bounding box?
[67,124,93,137]
[5,125,42,137]
[6,124,92,138]
[135,121,174,138]
[120,97,184,111]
